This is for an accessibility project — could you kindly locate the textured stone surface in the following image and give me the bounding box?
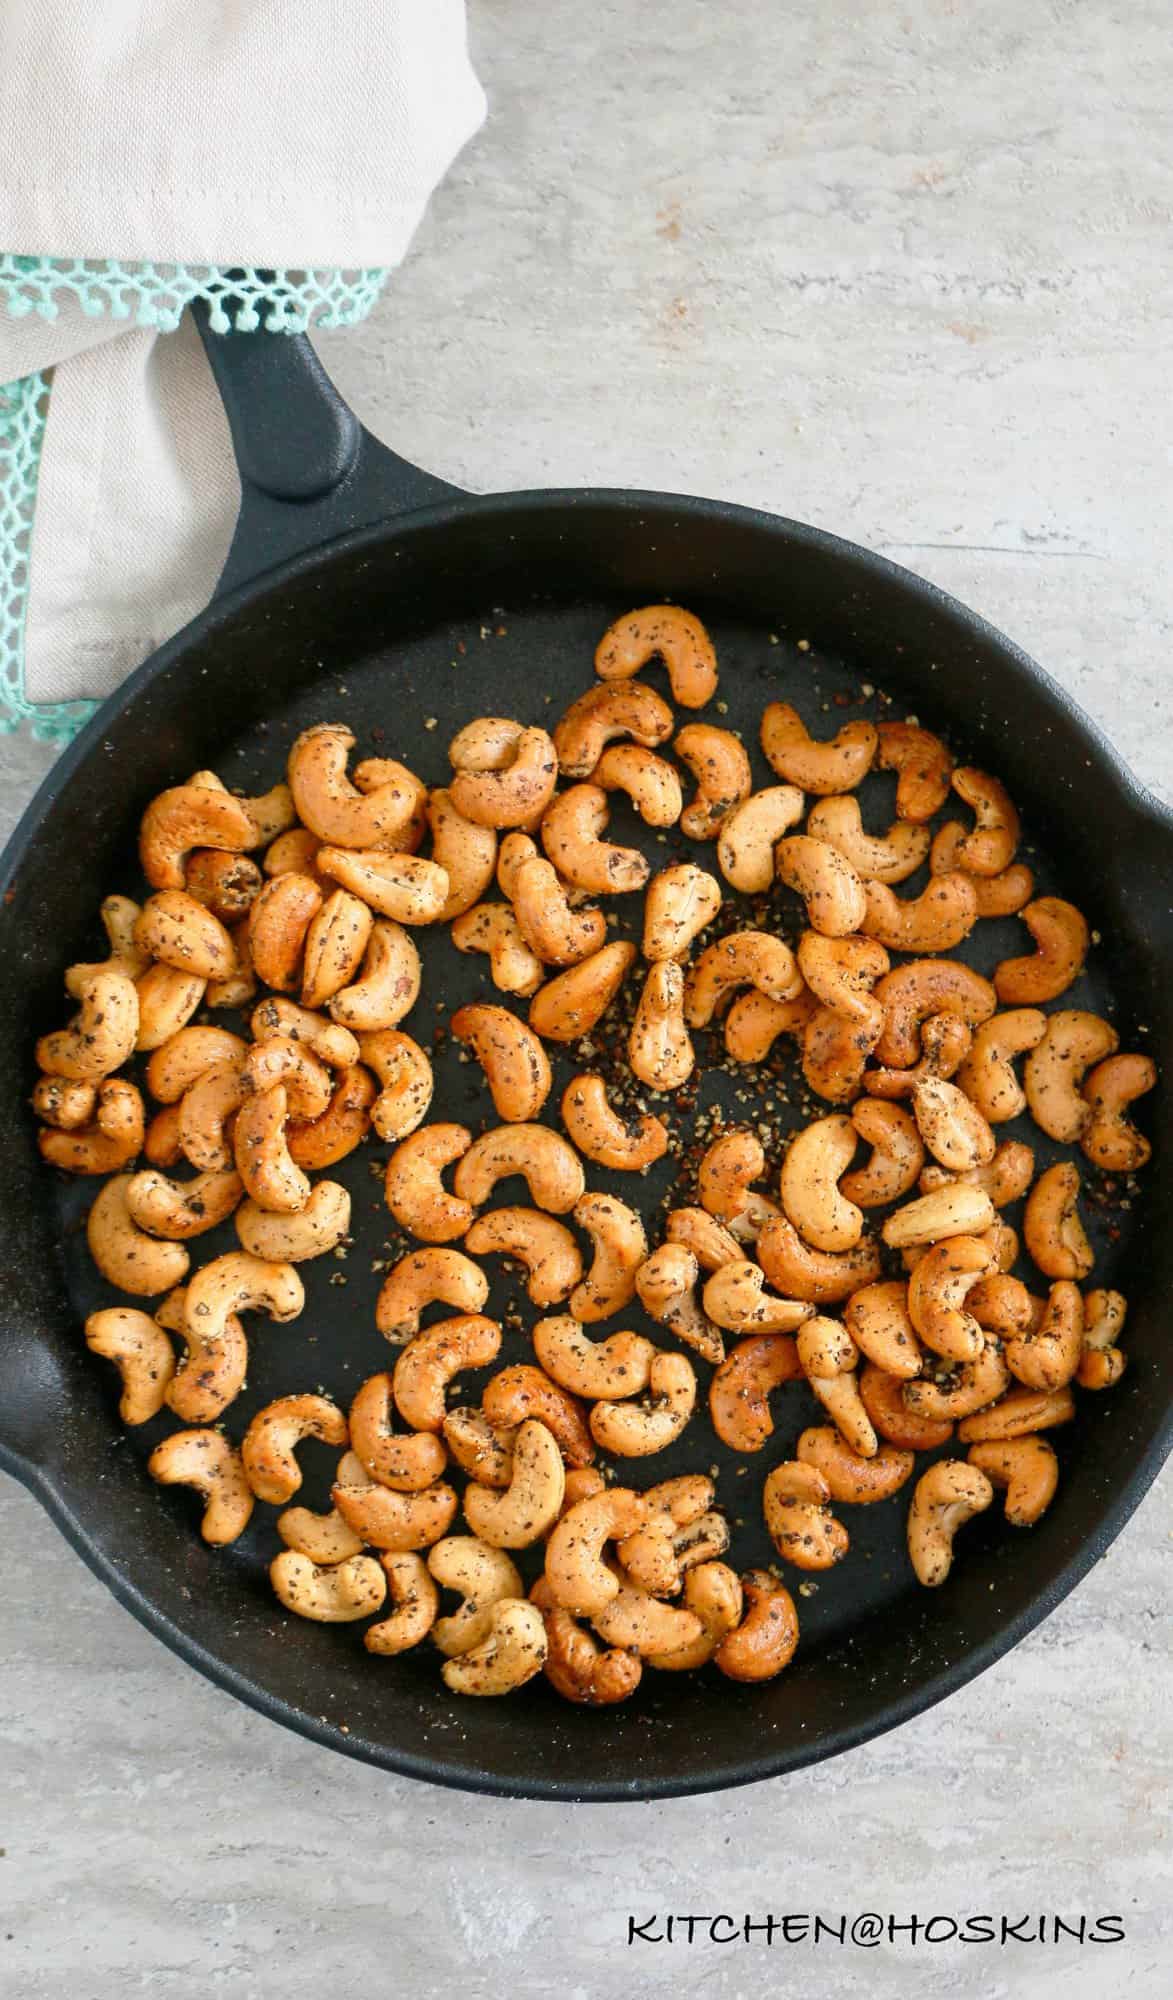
[2,2,1170,1993]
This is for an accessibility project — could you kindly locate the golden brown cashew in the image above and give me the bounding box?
[642,862,723,963]
[880,1182,996,1249]
[450,1003,552,1122]
[140,784,255,890]
[864,1012,974,1101]
[774,835,866,937]
[376,1247,489,1344]
[183,1249,303,1345]
[1078,1288,1127,1391]
[287,723,424,850]
[642,1560,744,1672]
[797,1425,915,1504]
[85,1308,176,1424]
[617,1499,728,1599]
[907,1236,994,1364]
[533,1317,656,1400]
[464,1208,583,1307]
[331,1459,458,1551]
[235,1180,351,1262]
[243,1035,332,1122]
[263,826,325,881]
[428,1538,525,1656]
[588,1351,696,1456]
[708,1332,803,1451]
[241,1394,348,1504]
[902,1340,1010,1421]
[37,970,139,1082]
[449,723,559,829]
[277,1499,365,1568]
[126,1164,243,1239]
[1006,1280,1083,1392]
[874,719,954,821]
[360,1028,434,1142]
[796,932,889,1036]
[797,1317,877,1456]
[995,897,1090,1004]
[463,1419,566,1547]
[454,1123,585,1214]
[528,939,636,1043]
[874,960,997,1070]
[860,1363,954,1450]
[155,1287,249,1423]
[594,603,718,707]
[696,1123,773,1232]
[930,823,1034,919]
[703,1262,812,1334]
[247,873,324,991]
[38,1078,144,1175]
[665,1207,743,1270]
[635,1243,724,1365]
[840,1101,924,1208]
[325,919,421,1029]
[553,680,675,777]
[545,1487,650,1614]
[384,1121,475,1240]
[184,849,264,923]
[673,724,752,839]
[440,1599,548,1696]
[299,889,373,1010]
[1023,1162,1093,1280]
[531,1576,643,1704]
[507,856,606,966]
[967,1273,1042,1338]
[948,767,1020,875]
[363,1552,440,1654]
[918,1141,1035,1210]
[233,1083,311,1214]
[967,1437,1058,1526]
[912,1078,996,1174]
[392,1314,502,1433]
[805,796,932,883]
[443,1409,518,1487]
[495,831,541,900]
[684,931,803,1026]
[540,785,649,894]
[270,1551,387,1622]
[482,1365,596,1468]
[569,1192,649,1322]
[724,987,817,1062]
[591,1584,705,1659]
[844,1281,924,1379]
[87,1176,191,1294]
[907,1459,994,1586]
[958,1385,1075,1442]
[560,1074,669,1171]
[427,787,498,920]
[954,1008,1048,1126]
[1081,1053,1155,1171]
[451,901,545,996]
[717,786,806,892]
[145,1024,247,1103]
[861,874,978,954]
[64,894,149,994]
[779,1115,863,1253]
[801,1004,879,1105]
[761,702,877,794]
[315,846,450,924]
[713,1572,799,1682]
[251,996,359,1070]
[757,1214,882,1304]
[149,1429,255,1544]
[628,960,695,1090]
[134,891,235,982]
[593,744,683,827]
[32,1075,96,1130]
[1019,1010,1116,1142]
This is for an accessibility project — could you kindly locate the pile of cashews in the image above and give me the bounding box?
[33,602,1155,1701]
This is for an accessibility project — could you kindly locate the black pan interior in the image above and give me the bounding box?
[1,494,1169,1799]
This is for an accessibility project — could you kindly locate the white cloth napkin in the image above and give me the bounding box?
[0,1,485,705]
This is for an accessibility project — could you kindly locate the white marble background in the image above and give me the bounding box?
[2,3,1170,1994]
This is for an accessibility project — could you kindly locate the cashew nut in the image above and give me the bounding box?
[449,722,558,829]
[126,1164,243,1239]
[533,1316,655,1399]
[1078,1287,1128,1391]
[709,1331,803,1451]
[756,1213,882,1303]
[1081,1053,1155,1171]
[907,1235,994,1363]
[797,1424,915,1504]
[806,794,932,882]
[646,1561,744,1671]
[277,1498,365,1568]
[844,1281,924,1379]
[287,724,424,850]
[948,767,1020,875]
[315,846,449,924]
[665,1206,744,1271]
[903,1340,1010,1421]
[360,1028,434,1142]
[322,918,421,1029]
[591,1585,706,1660]
[155,1286,249,1422]
[717,786,805,891]
[453,1123,585,1214]
[38,1078,145,1175]
[545,1487,650,1614]
[553,680,675,777]
[930,820,1034,915]
[685,931,802,1026]
[428,787,498,920]
[482,1364,596,1468]
[628,960,695,1090]
[859,1362,954,1451]
[873,720,953,820]
[864,1011,974,1101]
[251,996,359,1070]
[763,1460,850,1569]
[862,874,978,954]
[1006,1279,1083,1391]
[140,784,254,890]
[384,1123,475,1241]
[450,1003,552,1121]
[37,970,139,1081]
[87,1175,191,1294]
[673,723,752,839]
[242,1393,348,1504]
[85,1307,176,1424]
[696,1128,776,1233]
[144,1024,247,1103]
[428,1537,525,1655]
[440,1599,548,1696]
[248,873,324,990]
[874,960,997,1071]
[233,1083,311,1214]
[463,1419,566,1547]
[1023,1162,1093,1280]
[779,1114,863,1252]
[286,1062,375,1168]
[881,1182,996,1249]
[134,891,235,982]
[907,1459,993,1587]
[967,1437,1058,1527]
[796,1317,876,1456]
[919,1138,1036,1211]
[464,1208,583,1307]
[761,702,876,794]
[442,1409,518,1487]
[148,1428,255,1544]
[593,744,683,826]
[775,834,867,936]
[377,1247,490,1343]
[1017,1008,1114,1142]
[588,1351,696,1456]
[363,1552,440,1654]
[569,1192,648,1321]
[560,1073,668,1172]
[641,865,721,967]
[724,987,817,1062]
[64,894,149,994]
[594,603,718,708]
[839,1101,924,1208]
[331,1454,458,1550]
[32,1075,96,1130]
[713,1572,799,1682]
[263,827,325,881]
[994,897,1090,1004]
[911,1077,996,1174]
[540,784,649,894]
[235,1180,351,1262]
[183,1250,304,1346]
[529,940,637,1042]
[184,848,264,922]
[392,1314,502,1432]
[635,1243,724,1365]
[702,1261,812,1334]
[506,856,606,966]
[796,931,889,1035]
[957,1384,1075,1443]
[531,1576,643,1703]
[270,1551,387,1622]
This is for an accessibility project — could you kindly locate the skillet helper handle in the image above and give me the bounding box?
[193,299,466,599]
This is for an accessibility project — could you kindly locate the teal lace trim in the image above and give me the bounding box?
[0,260,389,742]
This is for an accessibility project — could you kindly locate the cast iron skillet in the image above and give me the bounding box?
[0,312,1169,1801]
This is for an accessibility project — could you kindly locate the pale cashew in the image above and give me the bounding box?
[560,1074,669,1172]
[428,787,498,920]
[1018,1009,1114,1142]
[277,1499,364,1567]
[775,835,866,936]
[145,1025,247,1103]
[902,1340,1010,1422]
[881,1183,996,1249]
[545,1487,650,1614]
[763,1460,849,1571]
[967,1437,1058,1527]
[635,1243,723,1366]
[797,1424,915,1504]
[87,1176,190,1294]
[134,891,235,982]
[363,1552,440,1655]
[593,744,683,827]
[529,940,637,1043]
[64,893,149,994]
[1081,1053,1155,1172]
[862,874,978,953]
[929,820,1035,916]
[801,1004,878,1104]
[482,1364,596,1468]
[860,1362,955,1451]
[918,1139,1036,1210]
[724,988,817,1062]
[713,1572,799,1682]
[665,1206,744,1271]
[779,1115,863,1252]
[874,720,953,821]
[570,1192,648,1322]
[540,785,649,894]
[841,1101,924,1206]
[392,1314,502,1433]
[331,1457,458,1550]
[958,1385,1075,1442]
[761,702,876,794]
[594,603,718,707]
[673,724,752,838]
[324,919,421,1029]
[717,786,806,892]
[441,1599,548,1696]
[263,827,325,881]
[442,1408,517,1486]
[995,897,1089,1004]
[183,1250,303,1346]
[628,960,695,1090]
[251,996,360,1070]
[126,1165,244,1239]
[285,1062,375,1169]
[428,1537,525,1655]
[38,1078,144,1175]
[148,1430,255,1545]
[287,723,424,849]
[684,931,802,1026]
[1023,1162,1093,1280]
[31,1075,96,1130]
[695,1128,774,1232]
[464,1208,583,1307]
[1078,1288,1128,1391]
[646,1561,744,1672]
[450,1003,552,1121]
[360,1028,434,1142]
[844,1281,923,1379]
[155,1287,249,1423]
[642,863,722,965]
[384,1123,474,1241]
[591,1585,705,1660]
[702,1261,812,1334]
[270,1551,387,1622]
[37,970,139,1082]
[907,1459,993,1587]
[449,722,558,829]
[907,1236,994,1363]
[949,767,1020,875]
[242,1393,348,1504]
[531,1576,643,1703]
[1006,1279,1083,1391]
[708,1331,802,1451]
[756,1214,882,1303]
[248,873,324,991]
[533,1316,656,1399]
[139,784,254,890]
[376,1247,489,1345]
[85,1307,176,1424]
[235,1180,351,1261]
[553,680,674,777]
[806,795,932,883]
[797,1317,876,1456]
[454,1124,584,1215]
[864,1011,974,1100]
[464,1419,566,1547]
[316,846,449,924]
[184,848,264,922]
[912,1078,996,1173]
[796,932,889,1035]
[234,1083,311,1214]
[507,857,605,965]
[588,1352,696,1456]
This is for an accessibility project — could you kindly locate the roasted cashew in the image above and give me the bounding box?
[183,1249,303,1346]
[797,932,889,1036]
[149,1429,255,1544]
[919,1139,1035,1210]
[874,960,997,1070]
[287,723,424,850]
[797,1425,915,1504]
[449,722,558,829]
[911,1077,996,1174]
[695,1128,776,1234]
[593,744,683,827]
[315,846,449,924]
[85,1307,175,1424]
[907,1235,994,1363]
[948,767,1020,875]
[529,940,637,1043]
[1006,1280,1083,1391]
[427,787,498,920]
[441,1599,548,1696]
[907,1459,994,1586]
[243,1035,332,1121]
[560,1073,668,1171]
[881,1182,996,1249]
[588,1351,696,1456]
[210,919,257,1007]
[1078,1287,1127,1391]
[724,988,817,1062]
[684,931,802,1026]
[775,835,866,936]
[324,918,421,1028]
[967,1437,1058,1527]
[376,1247,489,1343]
[428,1537,525,1656]
[646,1561,744,1672]
[277,1499,365,1568]
[902,1340,1010,1421]
[392,1314,502,1432]
[31,1075,96,1130]
[363,1552,440,1654]
[951,1008,1048,1127]
[716,785,805,892]
[286,1062,375,1168]
[929,820,1035,916]
[248,873,324,990]
[873,719,954,820]
[540,785,649,894]
[800,1004,878,1105]
[628,960,695,1090]
[967,1273,1042,1338]
[360,1028,434,1142]
[844,1281,924,1379]
[591,1584,705,1660]
[299,888,373,1010]
[241,1393,348,1504]
[442,1409,518,1487]
[545,1487,650,1615]
[184,848,264,923]
[594,603,718,707]
[263,826,325,881]
[144,1024,246,1104]
[862,874,978,953]
[464,1419,566,1547]
[235,1180,351,1262]
[531,1576,643,1704]
[839,1101,924,1208]
[864,1012,974,1101]
[958,1385,1075,1443]
[126,1164,243,1238]
[1017,1009,1114,1142]
[709,1332,803,1451]
[713,1572,799,1682]
[507,856,605,966]
[761,702,876,794]
[635,1243,724,1365]
[703,1261,812,1334]
[779,1114,863,1253]
[251,996,359,1070]
[270,1551,387,1622]
[860,1362,954,1450]
[140,783,254,890]
[552,680,674,777]
[673,723,752,839]
[233,1083,311,1214]
[331,1456,458,1550]
[134,890,235,983]
[155,1287,249,1423]
[454,1123,584,1214]
[464,1208,583,1307]
[37,970,139,1082]
[757,1214,882,1304]
[482,1364,596,1468]
[533,1316,655,1400]
[995,897,1089,1004]
[665,1206,744,1271]
[796,1317,876,1456]
[1081,1053,1155,1171]
[450,1003,552,1121]
[64,894,149,994]
[384,1123,474,1241]
[1023,1162,1093,1280]
[805,795,931,883]
[569,1192,648,1321]
[38,1078,144,1175]
[618,1505,729,1600]
[87,1175,190,1294]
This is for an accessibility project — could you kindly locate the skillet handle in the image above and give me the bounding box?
[193,300,467,600]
